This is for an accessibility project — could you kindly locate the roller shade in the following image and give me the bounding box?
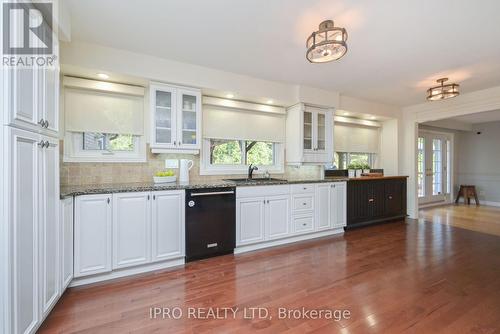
[65,88,144,135]
[334,123,379,153]
[203,105,285,142]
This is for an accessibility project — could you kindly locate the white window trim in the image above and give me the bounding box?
[200,138,284,176]
[63,132,146,163]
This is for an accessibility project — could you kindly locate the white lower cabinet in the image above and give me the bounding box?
[113,192,151,269]
[267,195,291,240]
[237,197,266,246]
[330,182,347,228]
[74,194,112,277]
[151,191,185,262]
[236,183,346,253]
[74,190,185,281]
[60,197,73,291]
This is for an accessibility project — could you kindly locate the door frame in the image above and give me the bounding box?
[417,129,455,207]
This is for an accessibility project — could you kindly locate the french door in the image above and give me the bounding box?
[418,131,452,205]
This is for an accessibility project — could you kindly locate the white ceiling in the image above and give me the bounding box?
[66,0,500,106]
[449,109,500,124]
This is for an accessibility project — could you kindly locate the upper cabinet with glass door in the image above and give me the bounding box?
[286,103,333,165]
[150,83,201,153]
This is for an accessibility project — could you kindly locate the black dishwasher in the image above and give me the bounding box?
[185,187,236,262]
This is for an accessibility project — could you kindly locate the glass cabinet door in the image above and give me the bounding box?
[154,89,174,145]
[178,92,198,146]
[316,112,326,151]
[303,111,313,150]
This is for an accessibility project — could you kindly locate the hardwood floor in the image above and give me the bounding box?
[40,220,500,333]
[420,204,500,237]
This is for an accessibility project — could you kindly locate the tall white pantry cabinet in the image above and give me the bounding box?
[1,27,62,334]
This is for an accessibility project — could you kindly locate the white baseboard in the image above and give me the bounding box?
[70,257,185,287]
[481,201,500,207]
[419,200,452,209]
[234,228,344,254]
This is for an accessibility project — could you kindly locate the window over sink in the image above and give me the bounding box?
[201,139,283,175]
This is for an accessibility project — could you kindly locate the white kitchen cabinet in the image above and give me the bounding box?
[236,197,266,246]
[151,190,185,262]
[60,197,73,291]
[74,194,112,277]
[315,183,332,231]
[330,182,347,228]
[4,34,59,137]
[39,137,60,317]
[266,195,290,240]
[112,192,151,269]
[315,182,347,231]
[7,127,40,334]
[285,103,333,164]
[150,82,201,153]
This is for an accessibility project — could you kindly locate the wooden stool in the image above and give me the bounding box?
[455,185,480,205]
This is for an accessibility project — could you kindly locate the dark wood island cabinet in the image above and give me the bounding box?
[346,176,407,229]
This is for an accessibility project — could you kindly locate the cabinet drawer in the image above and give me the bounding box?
[237,185,290,198]
[294,215,314,233]
[292,195,314,211]
[291,184,315,194]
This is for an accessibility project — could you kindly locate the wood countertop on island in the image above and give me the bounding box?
[346,175,409,181]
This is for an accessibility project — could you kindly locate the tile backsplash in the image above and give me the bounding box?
[60,142,322,187]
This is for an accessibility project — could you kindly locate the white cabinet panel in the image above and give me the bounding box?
[266,195,290,240]
[6,68,38,129]
[176,88,201,149]
[8,128,40,334]
[293,215,314,233]
[237,198,265,246]
[41,54,59,135]
[292,194,314,212]
[112,192,151,269]
[315,184,331,231]
[331,182,347,228]
[60,197,73,291]
[39,137,60,316]
[74,194,112,277]
[151,191,185,262]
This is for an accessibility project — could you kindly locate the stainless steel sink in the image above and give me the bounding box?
[224,178,286,183]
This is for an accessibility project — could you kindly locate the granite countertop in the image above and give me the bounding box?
[60,177,349,198]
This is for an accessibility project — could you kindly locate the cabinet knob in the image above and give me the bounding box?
[147,194,150,200]
[44,120,49,128]
[37,140,45,147]
[44,140,50,148]
[153,195,156,200]
[368,198,374,203]
[302,223,307,226]
[38,118,45,127]
[173,140,177,146]
[388,195,393,200]
[107,198,110,204]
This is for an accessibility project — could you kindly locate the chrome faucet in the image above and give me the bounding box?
[248,164,259,179]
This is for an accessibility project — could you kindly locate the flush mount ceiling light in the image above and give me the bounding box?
[306,20,348,63]
[427,78,460,101]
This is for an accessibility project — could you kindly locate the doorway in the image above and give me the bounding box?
[417,130,453,206]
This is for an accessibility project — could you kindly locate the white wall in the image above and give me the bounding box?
[456,121,500,205]
[379,119,399,175]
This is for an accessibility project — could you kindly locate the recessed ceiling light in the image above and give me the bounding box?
[226,93,234,99]
[267,100,273,104]
[343,112,350,116]
[369,116,377,120]
[97,73,109,79]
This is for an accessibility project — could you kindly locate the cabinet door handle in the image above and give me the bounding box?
[173,140,176,146]
[368,198,374,203]
[37,140,45,147]
[107,198,110,204]
[44,120,49,128]
[147,194,150,200]
[267,200,270,204]
[153,195,156,200]
[263,200,266,204]
[38,118,45,127]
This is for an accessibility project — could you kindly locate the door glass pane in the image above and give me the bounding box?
[155,91,172,144]
[303,111,312,149]
[446,140,451,194]
[317,113,326,150]
[432,139,442,195]
[181,94,197,145]
[417,137,425,197]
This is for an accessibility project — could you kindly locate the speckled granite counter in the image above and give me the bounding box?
[60,178,349,198]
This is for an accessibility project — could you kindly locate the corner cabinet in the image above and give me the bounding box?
[149,83,201,154]
[285,103,333,164]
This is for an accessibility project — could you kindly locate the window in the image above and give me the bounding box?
[334,152,376,169]
[83,133,135,151]
[64,132,146,162]
[202,139,283,175]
